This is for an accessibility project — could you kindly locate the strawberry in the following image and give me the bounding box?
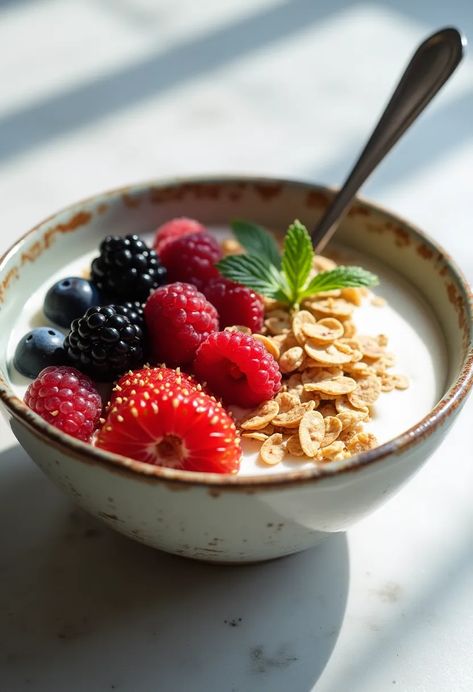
[96,381,241,474]
[108,366,200,410]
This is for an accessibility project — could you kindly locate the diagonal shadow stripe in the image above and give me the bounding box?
[304,85,473,191]
[327,524,473,692]
[0,0,349,163]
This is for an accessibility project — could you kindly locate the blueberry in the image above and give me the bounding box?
[14,327,68,378]
[43,277,102,328]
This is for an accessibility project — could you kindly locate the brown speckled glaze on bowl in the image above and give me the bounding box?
[0,177,472,562]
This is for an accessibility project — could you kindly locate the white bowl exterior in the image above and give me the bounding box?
[8,408,454,563]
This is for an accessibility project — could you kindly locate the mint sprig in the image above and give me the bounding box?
[216,219,378,308]
[214,253,287,301]
[300,265,379,300]
[282,220,314,304]
[231,220,281,269]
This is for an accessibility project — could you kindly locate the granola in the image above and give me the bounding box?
[233,255,409,468]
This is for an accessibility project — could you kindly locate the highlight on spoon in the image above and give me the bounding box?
[311,26,467,253]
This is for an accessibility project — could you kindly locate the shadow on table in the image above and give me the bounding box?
[306,84,473,195]
[0,445,349,692]
[0,0,350,164]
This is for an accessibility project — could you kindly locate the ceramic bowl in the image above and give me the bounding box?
[1,176,472,563]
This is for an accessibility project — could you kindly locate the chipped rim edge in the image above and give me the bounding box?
[0,174,472,491]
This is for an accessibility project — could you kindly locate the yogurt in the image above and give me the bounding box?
[6,239,447,477]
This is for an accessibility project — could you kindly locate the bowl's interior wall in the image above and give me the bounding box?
[0,179,470,399]
[335,213,469,390]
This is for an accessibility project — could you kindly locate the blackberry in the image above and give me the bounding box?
[111,301,148,358]
[91,234,167,302]
[64,306,144,381]
[111,301,145,331]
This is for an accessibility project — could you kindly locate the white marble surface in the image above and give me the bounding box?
[1,1,472,690]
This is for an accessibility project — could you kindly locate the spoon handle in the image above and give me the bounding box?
[311,27,466,252]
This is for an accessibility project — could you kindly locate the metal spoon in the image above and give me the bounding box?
[311,27,466,252]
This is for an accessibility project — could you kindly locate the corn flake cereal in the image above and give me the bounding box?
[347,374,382,409]
[265,310,291,335]
[304,374,357,397]
[273,400,315,429]
[279,346,305,373]
[286,434,306,457]
[302,317,344,343]
[299,410,325,456]
[240,400,279,430]
[260,433,286,465]
[321,416,343,447]
[304,341,355,365]
[305,297,354,320]
[319,441,346,460]
[253,333,281,360]
[346,432,378,454]
[232,253,409,467]
[292,310,315,345]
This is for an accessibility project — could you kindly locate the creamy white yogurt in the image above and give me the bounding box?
[7,241,447,477]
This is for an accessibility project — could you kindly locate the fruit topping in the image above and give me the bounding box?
[158,231,221,290]
[108,365,200,410]
[43,277,102,328]
[25,365,102,441]
[144,282,219,367]
[109,301,145,332]
[154,217,205,255]
[14,327,67,378]
[91,234,167,302]
[203,277,264,331]
[97,380,240,473]
[64,306,144,380]
[193,330,281,407]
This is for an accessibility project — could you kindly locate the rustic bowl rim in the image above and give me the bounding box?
[1,174,472,490]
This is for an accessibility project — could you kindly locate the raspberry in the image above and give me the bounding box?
[144,282,219,367]
[108,366,200,410]
[25,366,102,442]
[91,234,167,302]
[158,232,221,290]
[203,277,264,331]
[96,384,241,474]
[154,217,205,255]
[64,306,144,381]
[193,331,281,407]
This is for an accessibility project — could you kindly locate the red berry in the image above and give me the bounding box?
[144,282,219,367]
[154,217,205,255]
[24,365,102,442]
[158,231,221,290]
[193,331,281,407]
[96,385,241,474]
[108,366,200,409]
[203,277,264,331]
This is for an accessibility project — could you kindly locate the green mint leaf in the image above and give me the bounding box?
[231,220,281,269]
[300,265,379,299]
[216,254,288,301]
[281,220,314,303]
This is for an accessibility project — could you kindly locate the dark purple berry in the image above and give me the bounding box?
[14,327,67,378]
[43,277,102,328]
[91,234,167,302]
[64,306,144,381]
